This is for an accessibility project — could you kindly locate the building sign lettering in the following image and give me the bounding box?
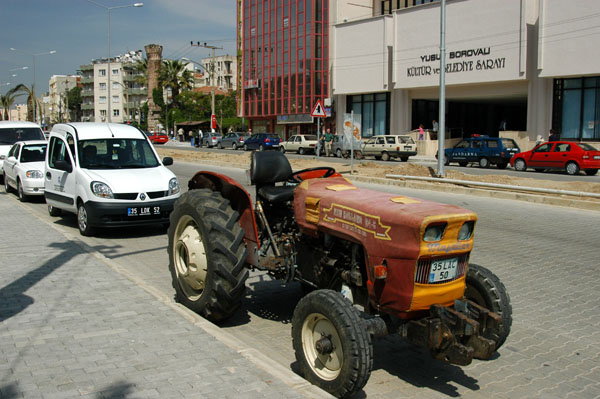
[408,47,506,78]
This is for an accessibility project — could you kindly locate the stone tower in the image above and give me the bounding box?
[145,44,162,131]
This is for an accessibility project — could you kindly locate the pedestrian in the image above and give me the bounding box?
[432,120,438,133]
[192,130,199,147]
[548,128,559,141]
[198,129,204,147]
[169,129,174,140]
[324,128,334,157]
[187,130,193,146]
[499,118,507,131]
[418,124,424,140]
[178,127,184,142]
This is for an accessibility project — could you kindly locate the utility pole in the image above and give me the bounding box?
[191,41,223,131]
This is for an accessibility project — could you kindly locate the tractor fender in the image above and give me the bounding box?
[188,171,260,264]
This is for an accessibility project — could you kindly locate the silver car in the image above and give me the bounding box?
[200,132,222,148]
[219,132,249,150]
[331,135,363,159]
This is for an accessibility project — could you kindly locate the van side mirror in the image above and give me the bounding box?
[162,156,173,166]
[54,160,73,173]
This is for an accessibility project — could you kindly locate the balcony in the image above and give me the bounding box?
[80,77,94,84]
[80,64,93,71]
[81,90,94,97]
[81,103,95,110]
[127,88,147,96]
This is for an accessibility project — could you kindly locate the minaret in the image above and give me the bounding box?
[145,44,163,132]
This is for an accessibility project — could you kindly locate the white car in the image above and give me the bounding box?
[0,121,46,183]
[44,123,181,236]
[3,140,47,201]
[279,134,319,155]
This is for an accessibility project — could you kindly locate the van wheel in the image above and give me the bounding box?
[381,152,390,161]
[48,205,62,217]
[479,157,490,168]
[77,201,95,236]
[298,147,306,155]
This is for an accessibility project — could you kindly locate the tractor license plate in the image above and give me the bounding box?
[429,257,458,283]
[127,206,160,217]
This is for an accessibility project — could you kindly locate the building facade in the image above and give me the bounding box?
[330,0,600,152]
[48,75,80,124]
[80,50,147,124]
[239,0,330,137]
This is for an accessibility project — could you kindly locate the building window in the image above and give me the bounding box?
[100,110,107,117]
[99,96,107,104]
[113,109,120,117]
[112,82,121,90]
[112,69,119,76]
[99,69,106,77]
[112,96,119,103]
[553,77,600,141]
[346,93,390,138]
[99,82,106,90]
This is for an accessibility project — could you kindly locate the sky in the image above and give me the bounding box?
[0,0,237,99]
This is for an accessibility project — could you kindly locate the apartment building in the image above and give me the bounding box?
[80,50,147,124]
[48,75,80,124]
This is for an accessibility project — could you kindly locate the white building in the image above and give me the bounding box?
[80,50,147,123]
[48,75,80,124]
[186,55,237,91]
[330,0,600,153]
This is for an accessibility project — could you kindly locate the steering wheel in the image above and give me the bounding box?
[289,167,336,183]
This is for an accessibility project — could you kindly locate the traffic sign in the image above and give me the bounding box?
[311,100,326,118]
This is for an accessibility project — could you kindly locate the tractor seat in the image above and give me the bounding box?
[251,151,295,203]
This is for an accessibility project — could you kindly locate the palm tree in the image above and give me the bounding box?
[14,83,40,122]
[158,59,193,106]
[134,57,148,87]
[0,86,22,120]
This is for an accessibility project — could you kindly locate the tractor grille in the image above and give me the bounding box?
[415,254,469,285]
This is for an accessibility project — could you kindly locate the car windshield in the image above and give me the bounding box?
[304,135,317,140]
[578,143,598,151]
[20,144,47,163]
[501,138,518,149]
[78,138,159,169]
[399,136,415,144]
[0,127,45,145]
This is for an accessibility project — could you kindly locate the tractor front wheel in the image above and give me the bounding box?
[168,189,249,322]
[465,264,512,350]
[292,289,373,398]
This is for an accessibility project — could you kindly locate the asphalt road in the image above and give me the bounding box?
[9,160,600,399]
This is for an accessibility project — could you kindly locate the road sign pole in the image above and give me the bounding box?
[316,117,320,160]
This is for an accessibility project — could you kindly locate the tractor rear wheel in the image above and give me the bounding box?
[292,289,373,398]
[168,189,249,322]
[465,264,512,350]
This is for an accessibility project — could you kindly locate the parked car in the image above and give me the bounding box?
[362,134,417,161]
[331,134,363,159]
[44,123,181,236]
[200,132,222,148]
[219,132,249,150]
[440,135,520,169]
[146,131,169,145]
[0,121,45,184]
[279,134,318,155]
[510,141,600,175]
[2,140,47,201]
[243,133,281,151]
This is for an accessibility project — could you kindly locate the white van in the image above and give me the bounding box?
[0,121,45,183]
[44,123,181,236]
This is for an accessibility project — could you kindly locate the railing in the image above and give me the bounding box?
[81,104,95,110]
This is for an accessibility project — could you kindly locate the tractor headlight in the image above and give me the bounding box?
[168,177,180,196]
[91,181,114,199]
[458,221,475,241]
[424,224,446,242]
[26,170,43,179]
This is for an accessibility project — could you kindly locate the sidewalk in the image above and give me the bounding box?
[0,196,327,398]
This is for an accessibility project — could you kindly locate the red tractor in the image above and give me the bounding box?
[168,151,511,398]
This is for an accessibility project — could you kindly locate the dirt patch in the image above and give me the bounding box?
[156,147,600,195]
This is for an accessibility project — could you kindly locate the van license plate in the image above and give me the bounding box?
[128,206,160,217]
[429,257,458,283]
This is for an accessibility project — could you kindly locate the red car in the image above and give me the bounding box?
[510,141,600,175]
[146,131,169,145]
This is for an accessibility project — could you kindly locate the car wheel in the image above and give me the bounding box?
[336,149,343,158]
[279,146,286,153]
[217,142,223,149]
[77,201,95,237]
[514,158,527,171]
[292,289,373,398]
[465,264,512,350]
[3,173,12,193]
[565,161,580,175]
[168,189,249,322]
[232,143,237,150]
[355,151,364,160]
[585,169,598,176]
[243,144,249,151]
[381,152,390,161]
[298,147,305,155]
[48,205,62,217]
[17,179,26,202]
[458,161,468,167]
[259,144,265,151]
[497,162,508,169]
[479,157,490,168]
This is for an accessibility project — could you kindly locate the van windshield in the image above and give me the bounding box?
[78,139,160,169]
[0,127,45,145]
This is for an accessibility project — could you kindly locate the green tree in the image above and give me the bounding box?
[68,86,82,122]
[14,83,39,122]
[133,57,148,87]
[0,86,22,120]
[158,59,193,107]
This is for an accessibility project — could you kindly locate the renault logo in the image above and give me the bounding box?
[140,193,146,201]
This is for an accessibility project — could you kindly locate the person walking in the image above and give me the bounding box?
[324,128,334,157]
[418,124,425,140]
[177,127,184,142]
[192,129,199,147]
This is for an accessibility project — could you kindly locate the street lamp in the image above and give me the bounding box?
[87,0,143,123]
[9,48,56,124]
